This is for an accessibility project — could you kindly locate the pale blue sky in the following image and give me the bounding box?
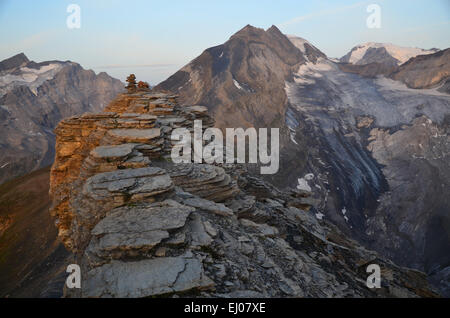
[0,0,449,84]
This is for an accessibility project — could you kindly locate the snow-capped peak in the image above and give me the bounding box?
[341,42,438,65]
[287,35,327,63]
[287,35,311,54]
[0,61,66,96]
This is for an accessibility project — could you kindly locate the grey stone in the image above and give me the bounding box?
[184,197,233,217]
[239,219,279,237]
[90,143,138,160]
[91,200,194,236]
[83,255,214,297]
[188,214,213,248]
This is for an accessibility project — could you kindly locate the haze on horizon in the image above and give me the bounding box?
[0,0,449,84]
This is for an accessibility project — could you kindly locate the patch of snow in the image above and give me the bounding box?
[287,35,310,54]
[304,173,314,180]
[0,162,9,169]
[297,177,312,192]
[315,212,324,220]
[290,58,336,87]
[0,62,64,97]
[341,207,349,222]
[296,59,334,76]
[290,133,298,145]
[219,52,224,58]
[233,78,244,90]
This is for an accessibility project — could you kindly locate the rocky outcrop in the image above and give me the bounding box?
[366,116,450,295]
[0,53,124,184]
[50,89,438,298]
[0,53,29,72]
[390,48,450,89]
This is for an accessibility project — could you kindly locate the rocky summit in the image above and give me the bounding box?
[49,86,438,298]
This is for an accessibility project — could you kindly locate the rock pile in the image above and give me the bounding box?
[168,164,239,202]
[50,87,438,298]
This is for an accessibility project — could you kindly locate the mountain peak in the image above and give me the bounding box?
[266,25,282,34]
[231,24,265,39]
[0,53,29,72]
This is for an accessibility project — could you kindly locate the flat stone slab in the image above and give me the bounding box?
[86,230,170,261]
[107,128,160,143]
[83,167,173,201]
[86,200,194,261]
[83,255,214,297]
[92,200,194,236]
[119,113,157,120]
[184,197,233,217]
[90,143,139,160]
[186,105,208,113]
[86,167,166,184]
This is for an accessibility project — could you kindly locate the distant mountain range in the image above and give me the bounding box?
[338,43,450,94]
[0,53,124,184]
[157,25,450,295]
[340,42,439,66]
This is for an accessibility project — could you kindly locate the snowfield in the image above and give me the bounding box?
[0,62,65,96]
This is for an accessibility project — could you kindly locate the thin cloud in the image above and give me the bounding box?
[279,1,370,28]
[0,29,60,54]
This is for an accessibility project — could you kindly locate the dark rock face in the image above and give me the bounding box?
[0,167,70,298]
[0,54,124,184]
[156,25,306,129]
[156,25,450,295]
[357,47,400,66]
[391,48,450,89]
[0,53,29,72]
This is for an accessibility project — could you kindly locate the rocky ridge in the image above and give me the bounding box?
[50,89,438,298]
[156,25,450,295]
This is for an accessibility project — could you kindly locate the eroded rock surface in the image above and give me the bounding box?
[50,90,439,298]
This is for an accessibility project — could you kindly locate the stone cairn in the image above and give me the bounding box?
[137,81,150,91]
[49,76,437,298]
[125,74,137,93]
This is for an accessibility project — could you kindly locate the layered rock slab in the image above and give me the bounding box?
[86,200,194,264]
[83,255,213,298]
